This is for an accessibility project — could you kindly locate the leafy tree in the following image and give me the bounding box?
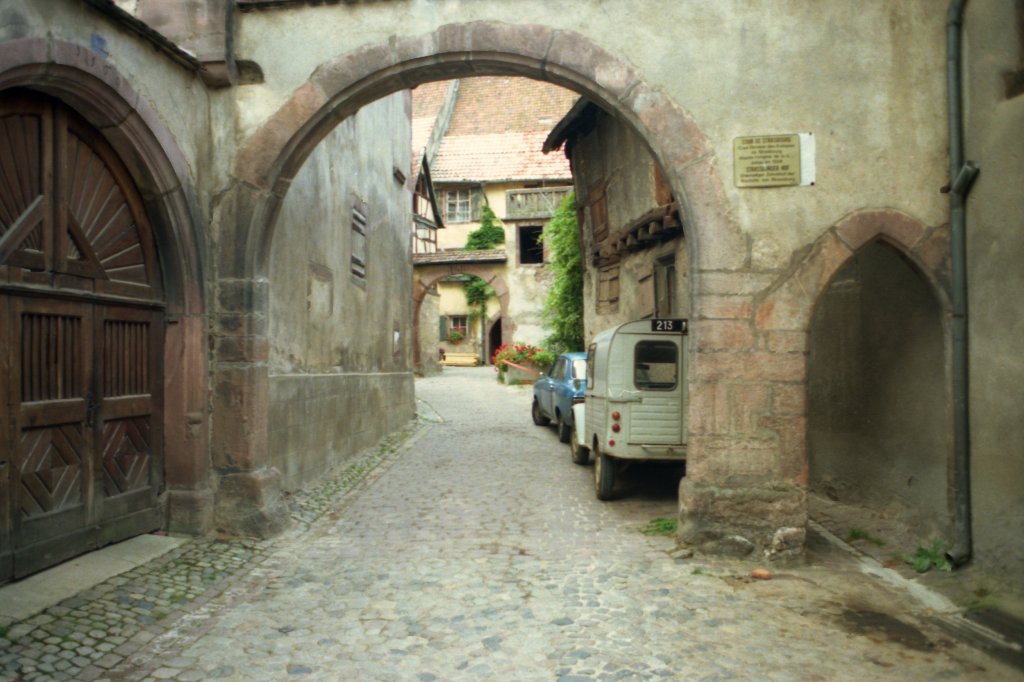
[541,192,584,352]
[465,205,505,250]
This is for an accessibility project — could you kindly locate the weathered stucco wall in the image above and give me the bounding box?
[267,92,415,492]
[962,1,1024,583]
[570,105,689,340]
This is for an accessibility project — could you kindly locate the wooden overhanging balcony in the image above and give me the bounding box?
[593,201,683,267]
[505,187,571,220]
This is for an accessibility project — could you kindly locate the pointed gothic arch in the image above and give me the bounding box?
[753,208,952,490]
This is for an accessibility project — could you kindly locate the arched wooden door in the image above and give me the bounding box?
[0,90,164,581]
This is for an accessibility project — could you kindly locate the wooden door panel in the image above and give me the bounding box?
[0,294,10,582]
[17,423,87,530]
[8,298,95,577]
[0,96,51,273]
[95,306,162,536]
[0,458,10,583]
[100,417,151,497]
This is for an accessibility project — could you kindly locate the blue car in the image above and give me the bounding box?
[531,351,588,443]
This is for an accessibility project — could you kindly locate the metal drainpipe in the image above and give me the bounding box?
[946,0,980,567]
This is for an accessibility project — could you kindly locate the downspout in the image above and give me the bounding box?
[946,0,980,567]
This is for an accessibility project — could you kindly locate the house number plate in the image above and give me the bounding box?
[651,319,687,333]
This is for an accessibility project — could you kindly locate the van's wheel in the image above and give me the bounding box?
[556,413,571,443]
[594,449,616,500]
[570,422,589,465]
[532,400,550,426]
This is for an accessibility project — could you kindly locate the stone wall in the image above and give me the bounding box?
[267,92,416,492]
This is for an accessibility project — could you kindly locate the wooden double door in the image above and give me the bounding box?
[1,297,163,580]
[0,90,165,581]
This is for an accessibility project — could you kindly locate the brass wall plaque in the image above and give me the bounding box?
[733,134,802,188]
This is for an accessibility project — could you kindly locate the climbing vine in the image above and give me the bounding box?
[465,205,505,250]
[463,276,494,324]
[541,192,584,352]
[459,205,502,332]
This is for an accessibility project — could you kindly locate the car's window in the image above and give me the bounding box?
[634,340,678,390]
[571,359,587,381]
[550,357,566,379]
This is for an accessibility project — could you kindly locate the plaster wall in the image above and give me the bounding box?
[504,259,553,347]
[16,0,1015,571]
[267,92,415,492]
[962,1,1024,582]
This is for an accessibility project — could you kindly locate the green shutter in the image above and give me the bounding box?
[439,315,448,340]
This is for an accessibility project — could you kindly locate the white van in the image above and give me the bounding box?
[570,319,688,500]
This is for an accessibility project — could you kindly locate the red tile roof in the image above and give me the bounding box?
[412,76,576,184]
[445,77,576,136]
[431,132,571,183]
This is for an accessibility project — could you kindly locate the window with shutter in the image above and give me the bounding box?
[597,265,620,314]
[351,199,367,284]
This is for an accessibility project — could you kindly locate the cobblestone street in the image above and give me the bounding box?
[1,367,1017,681]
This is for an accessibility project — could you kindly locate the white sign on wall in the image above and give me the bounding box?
[733,133,815,188]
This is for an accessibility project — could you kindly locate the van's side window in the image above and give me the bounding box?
[634,341,678,390]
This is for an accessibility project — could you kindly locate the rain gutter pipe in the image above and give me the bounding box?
[946,0,979,567]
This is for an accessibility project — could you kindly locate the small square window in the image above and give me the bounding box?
[448,315,468,338]
[519,225,544,264]
[443,188,480,223]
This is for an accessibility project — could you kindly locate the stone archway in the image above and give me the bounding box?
[212,21,743,536]
[0,39,211,535]
[675,209,951,560]
[228,22,738,281]
[754,208,951,493]
[412,266,512,371]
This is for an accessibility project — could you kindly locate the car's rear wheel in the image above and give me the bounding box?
[556,413,571,443]
[570,421,589,465]
[532,399,550,426]
[595,448,615,500]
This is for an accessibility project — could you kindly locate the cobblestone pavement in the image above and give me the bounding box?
[2,367,1018,681]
